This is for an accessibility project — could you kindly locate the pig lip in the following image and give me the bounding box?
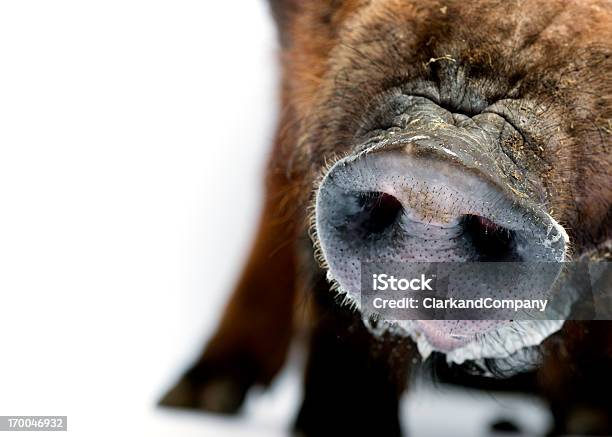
[412,321,506,352]
[414,321,470,351]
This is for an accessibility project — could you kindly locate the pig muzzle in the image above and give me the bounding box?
[314,97,568,353]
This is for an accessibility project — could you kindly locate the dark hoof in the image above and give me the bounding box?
[490,418,521,434]
[159,353,261,414]
[159,373,248,414]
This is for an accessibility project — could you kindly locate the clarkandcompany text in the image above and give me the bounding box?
[372,296,549,312]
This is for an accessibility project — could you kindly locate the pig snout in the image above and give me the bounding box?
[314,105,568,352]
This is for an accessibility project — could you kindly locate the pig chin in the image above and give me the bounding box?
[312,94,570,364]
[395,319,567,370]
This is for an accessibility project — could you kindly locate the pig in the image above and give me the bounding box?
[161,1,612,435]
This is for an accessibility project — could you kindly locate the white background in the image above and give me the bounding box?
[0,1,551,436]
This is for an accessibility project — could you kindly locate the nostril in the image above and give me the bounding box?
[461,214,518,261]
[353,191,403,236]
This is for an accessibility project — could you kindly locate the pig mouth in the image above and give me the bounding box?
[396,319,566,370]
[311,93,570,367]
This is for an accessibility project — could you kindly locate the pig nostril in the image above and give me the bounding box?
[354,192,403,236]
[461,214,518,261]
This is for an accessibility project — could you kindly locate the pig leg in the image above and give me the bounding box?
[294,271,414,436]
[160,168,299,413]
